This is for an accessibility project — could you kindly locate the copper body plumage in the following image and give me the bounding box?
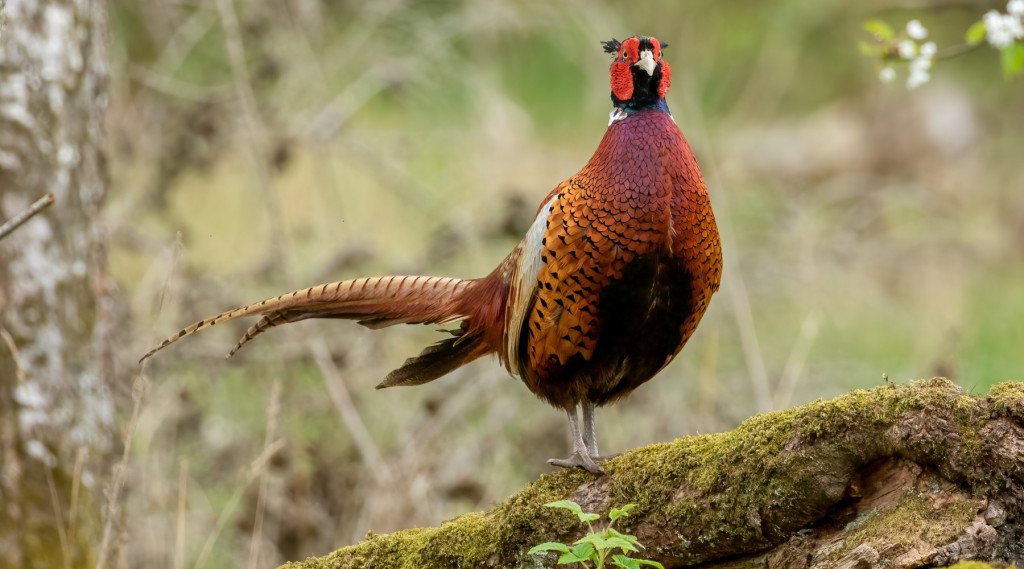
[142,35,722,473]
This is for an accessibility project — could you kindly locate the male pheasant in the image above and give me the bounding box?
[142,36,723,474]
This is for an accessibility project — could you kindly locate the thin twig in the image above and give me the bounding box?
[875,0,987,13]
[399,368,500,461]
[192,437,286,569]
[308,338,384,470]
[156,232,183,317]
[247,380,281,569]
[0,193,55,241]
[174,459,188,569]
[214,0,287,273]
[695,327,721,431]
[773,312,822,409]
[882,42,983,62]
[936,42,984,60]
[130,66,233,102]
[0,326,26,383]
[95,373,149,569]
[44,465,72,569]
[151,8,218,75]
[726,272,773,412]
[68,447,86,558]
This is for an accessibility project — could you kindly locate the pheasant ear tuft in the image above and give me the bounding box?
[601,38,621,54]
[659,41,669,49]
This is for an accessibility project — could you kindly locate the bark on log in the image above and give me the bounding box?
[280,378,1024,569]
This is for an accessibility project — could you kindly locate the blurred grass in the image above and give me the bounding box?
[105,0,1024,566]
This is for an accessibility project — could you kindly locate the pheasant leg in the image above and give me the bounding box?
[582,401,599,457]
[582,401,621,462]
[548,406,603,474]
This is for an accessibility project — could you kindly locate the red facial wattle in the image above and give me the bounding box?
[610,37,639,101]
[610,59,634,101]
[609,36,671,103]
[657,59,671,99]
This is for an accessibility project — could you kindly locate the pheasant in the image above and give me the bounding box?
[141,36,723,474]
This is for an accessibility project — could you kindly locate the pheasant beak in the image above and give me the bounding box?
[635,49,656,76]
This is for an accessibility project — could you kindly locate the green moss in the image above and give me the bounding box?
[989,381,1024,420]
[835,491,978,560]
[490,469,593,550]
[605,378,979,558]
[280,469,593,569]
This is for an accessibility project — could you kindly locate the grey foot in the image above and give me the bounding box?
[593,452,622,462]
[548,452,604,474]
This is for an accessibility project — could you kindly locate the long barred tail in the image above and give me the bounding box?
[139,276,472,364]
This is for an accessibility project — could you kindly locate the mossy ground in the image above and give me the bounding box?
[280,379,1023,569]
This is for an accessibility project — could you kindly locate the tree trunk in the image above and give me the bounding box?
[279,378,1024,569]
[0,0,112,566]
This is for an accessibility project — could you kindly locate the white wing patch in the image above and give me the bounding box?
[504,195,557,376]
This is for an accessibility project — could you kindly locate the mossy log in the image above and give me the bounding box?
[280,378,1024,569]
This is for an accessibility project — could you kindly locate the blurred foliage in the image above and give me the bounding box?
[106,0,1024,566]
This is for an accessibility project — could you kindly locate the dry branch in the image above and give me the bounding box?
[0,193,55,241]
[279,378,1024,569]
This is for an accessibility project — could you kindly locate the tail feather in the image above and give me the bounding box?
[140,275,472,363]
[376,329,489,388]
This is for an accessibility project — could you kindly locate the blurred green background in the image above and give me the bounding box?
[109,0,1023,566]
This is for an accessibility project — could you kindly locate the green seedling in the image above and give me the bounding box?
[528,500,664,569]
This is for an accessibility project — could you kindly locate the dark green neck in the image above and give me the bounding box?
[611,66,670,113]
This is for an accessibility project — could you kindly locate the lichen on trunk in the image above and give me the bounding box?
[279,378,1024,569]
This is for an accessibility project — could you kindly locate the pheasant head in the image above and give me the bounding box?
[602,36,671,112]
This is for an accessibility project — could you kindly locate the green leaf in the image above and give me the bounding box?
[634,559,666,569]
[607,528,640,542]
[603,536,639,553]
[858,41,882,57]
[965,20,987,45]
[572,542,596,559]
[609,504,636,522]
[611,554,641,569]
[545,500,583,515]
[557,551,588,564]
[557,542,596,564]
[544,500,600,523]
[575,533,613,551]
[1001,43,1024,79]
[528,542,571,555]
[862,20,894,41]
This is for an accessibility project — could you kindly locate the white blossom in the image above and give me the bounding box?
[910,56,933,73]
[1012,14,1024,39]
[907,56,932,89]
[879,66,896,83]
[906,20,928,40]
[907,68,930,89]
[898,40,917,59]
[920,41,937,58]
[1008,0,1024,16]
[984,9,1023,49]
